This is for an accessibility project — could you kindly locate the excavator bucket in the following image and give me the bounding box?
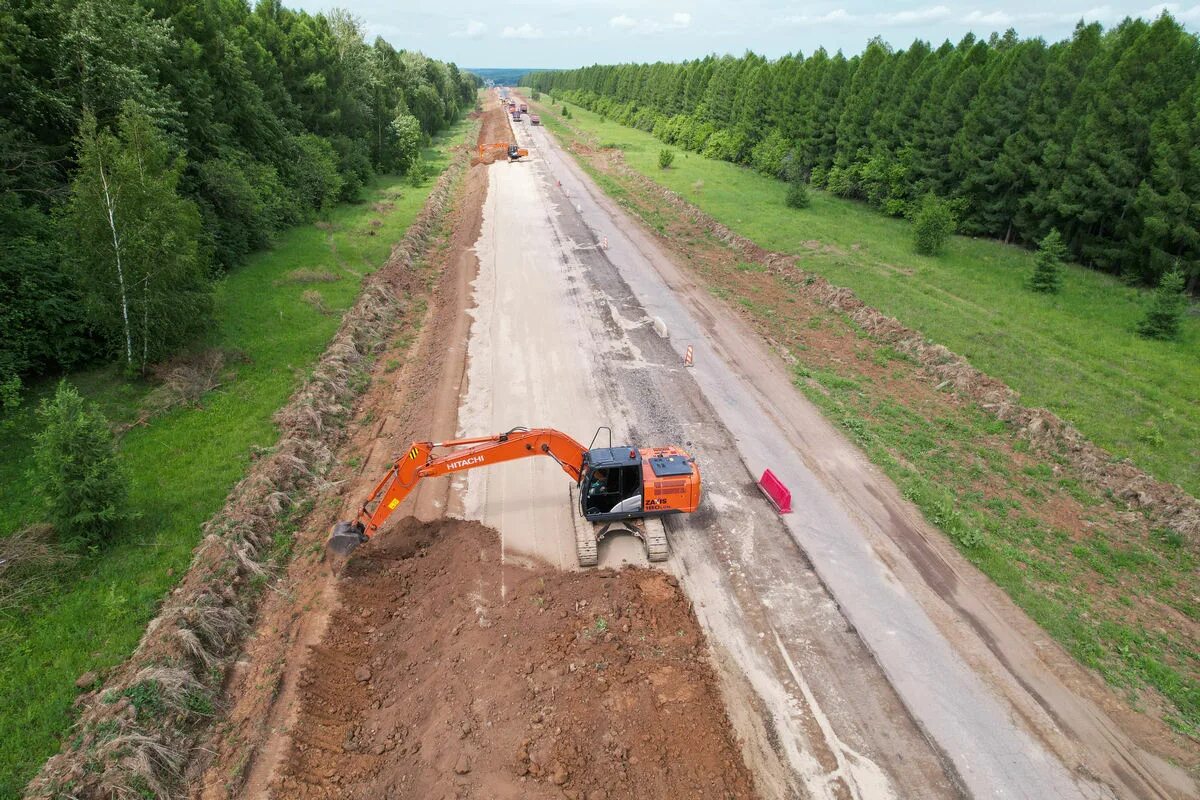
[327,521,367,557]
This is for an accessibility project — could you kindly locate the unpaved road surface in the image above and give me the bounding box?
[192,105,767,800]
[192,98,1193,800]
[500,93,1195,800]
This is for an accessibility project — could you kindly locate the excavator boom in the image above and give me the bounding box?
[328,427,588,555]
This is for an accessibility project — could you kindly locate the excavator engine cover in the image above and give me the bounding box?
[328,521,368,556]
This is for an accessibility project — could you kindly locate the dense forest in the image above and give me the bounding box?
[527,14,1200,290]
[0,0,476,393]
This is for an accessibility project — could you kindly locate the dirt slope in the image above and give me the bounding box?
[274,517,756,800]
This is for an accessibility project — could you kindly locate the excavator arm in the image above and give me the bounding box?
[328,427,588,555]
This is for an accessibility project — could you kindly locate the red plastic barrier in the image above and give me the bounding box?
[758,469,793,514]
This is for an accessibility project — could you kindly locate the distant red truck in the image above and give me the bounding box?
[519,103,528,114]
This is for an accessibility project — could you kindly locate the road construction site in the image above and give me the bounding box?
[187,94,1197,800]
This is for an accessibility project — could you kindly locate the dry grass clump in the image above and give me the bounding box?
[284,268,340,284]
[616,157,1199,544]
[0,524,74,612]
[302,289,330,315]
[25,124,478,800]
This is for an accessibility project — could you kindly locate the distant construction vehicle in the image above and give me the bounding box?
[478,142,529,161]
[530,114,541,126]
[328,427,702,566]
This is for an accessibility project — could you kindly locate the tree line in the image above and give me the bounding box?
[1,0,477,392]
[527,14,1200,293]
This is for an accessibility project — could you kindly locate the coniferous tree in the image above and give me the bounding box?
[785,176,810,209]
[1030,228,1067,293]
[1137,267,1188,339]
[34,381,129,551]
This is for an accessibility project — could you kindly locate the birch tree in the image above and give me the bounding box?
[66,104,212,374]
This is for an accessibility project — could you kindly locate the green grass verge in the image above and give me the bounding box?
[529,93,1200,497]
[0,119,470,797]
[792,358,1198,736]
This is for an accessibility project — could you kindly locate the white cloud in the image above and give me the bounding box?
[450,19,486,39]
[783,8,855,25]
[608,11,693,35]
[1141,3,1200,20]
[880,5,952,24]
[962,9,1015,25]
[784,6,949,26]
[501,22,544,39]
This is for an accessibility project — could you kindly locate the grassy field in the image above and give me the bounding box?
[0,119,469,797]
[528,94,1200,498]
[528,96,1200,738]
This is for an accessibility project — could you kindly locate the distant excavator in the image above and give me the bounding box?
[477,142,529,162]
[328,427,701,566]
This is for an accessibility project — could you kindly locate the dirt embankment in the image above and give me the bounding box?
[25,126,477,800]
[275,517,756,800]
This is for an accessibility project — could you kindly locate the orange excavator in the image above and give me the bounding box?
[328,427,701,566]
[477,142,529,162]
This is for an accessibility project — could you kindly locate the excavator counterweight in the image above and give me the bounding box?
[328,426,701,565]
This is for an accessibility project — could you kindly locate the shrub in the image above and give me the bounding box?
[530,90,540,100]
[33,381,129,551]
[911,194,956,256]
[1029,228,1066,294]
[785,178,810,209]
[284,134,343,215]
[701,129,748,162]
[1137,267,1187,340]
[658,149,675,170]
[0,374,21,430]
[407,157,432,187]
[750,131,791,178]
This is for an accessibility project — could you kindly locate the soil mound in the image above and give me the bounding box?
[274,517,756,800]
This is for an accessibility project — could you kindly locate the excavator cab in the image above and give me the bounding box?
[580,448,644,519]
[578,445,699,522]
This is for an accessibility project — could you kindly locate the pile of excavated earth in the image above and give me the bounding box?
[274,518,755,800]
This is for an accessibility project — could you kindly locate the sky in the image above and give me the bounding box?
[287,1,1200,68]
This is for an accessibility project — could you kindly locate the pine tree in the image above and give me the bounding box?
[785,176,810,208]
[953,39,1048,237]
[1137,267,1188,339]
[34,380,129,550]
[1029,228,1066,293]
